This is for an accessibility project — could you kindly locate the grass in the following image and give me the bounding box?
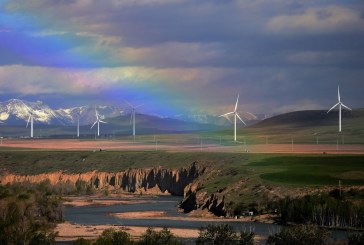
[0,151,363,187]
[0,150,363,213]
[0,150,249,175]
[251,155,364,185]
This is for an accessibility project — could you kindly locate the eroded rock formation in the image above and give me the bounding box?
[179,182,227,217]
[0,162,203,196]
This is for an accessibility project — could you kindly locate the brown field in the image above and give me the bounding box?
[1,138,364,154]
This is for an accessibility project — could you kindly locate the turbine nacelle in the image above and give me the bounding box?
[327,85,352,132]
[219,94,246,141]
[124,100,143,138]
[91,108,107,137]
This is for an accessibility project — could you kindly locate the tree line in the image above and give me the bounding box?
[272,189,364,229]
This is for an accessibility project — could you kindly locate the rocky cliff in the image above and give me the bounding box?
[0,162,203,196]
[0,162,228,217]
[179,182,227,217]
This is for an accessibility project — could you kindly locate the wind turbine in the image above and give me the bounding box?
[125,101,143,140]
[327,86,352,132]
[91,108,107,137]
[220,94,246,141]
[22,101,34,138]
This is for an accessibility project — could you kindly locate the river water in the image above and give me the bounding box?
[64,195,347,244]
[64,195,280,244]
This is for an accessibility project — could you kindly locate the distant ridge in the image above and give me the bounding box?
[250,109,364,128]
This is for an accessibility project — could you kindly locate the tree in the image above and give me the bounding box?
[348,232,364,245]
[266,225,330,245]
[95,228,134,245]
[137,227,182,245]
[196,224,239,245]
[239,230,255,245]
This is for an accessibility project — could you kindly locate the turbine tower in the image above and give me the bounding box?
[327,86,352,132]
[220,94,246,141]
[125,101,143,140]
[91,108,107,137]
[26,114,34,138]
[22,101,34,138]
[77,117,80,138]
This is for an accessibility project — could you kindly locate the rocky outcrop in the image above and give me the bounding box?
[179,182,227,217]
[0,162,204,196]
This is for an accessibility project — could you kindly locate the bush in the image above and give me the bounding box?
[239,230,255,245]
[266,225,330,245]
[138,227,182,245]
[95,228,134,245]
[196,224,239,245]
[348,232,364,245]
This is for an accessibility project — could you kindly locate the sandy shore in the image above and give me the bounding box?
[111,211,167,218]
[55,221,200,242]
[64,198,149,207]
[110,210,274,223]
[56,221,265,243]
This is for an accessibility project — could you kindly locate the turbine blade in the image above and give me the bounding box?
[234,94,239,112]
[135,104,144,109]
[327,102,340,113]
[338,85,341,102]
[95,108,99,120]
[224,116,232,123]
[26,115,31,128]
[236,113,247,125]
[219,111,234,117]
[341,103,352,111]
[99,120,107,123]
[21,101,32,113]
[91,121,97,129]
[124,100,133,108]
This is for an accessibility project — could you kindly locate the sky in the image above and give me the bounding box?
[0,0,364,116]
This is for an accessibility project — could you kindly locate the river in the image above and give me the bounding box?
[63,195,347,244]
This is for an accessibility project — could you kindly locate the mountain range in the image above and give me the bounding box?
[0,99,261,126]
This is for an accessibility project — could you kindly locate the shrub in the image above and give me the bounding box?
[196,224,239,245]
[348,232,364,245]
[239,230,255,245]
[266,225,330,245]
[138,227,182,245]
[95,228,134,245]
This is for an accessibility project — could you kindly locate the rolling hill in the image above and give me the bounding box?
[239,109,364,144]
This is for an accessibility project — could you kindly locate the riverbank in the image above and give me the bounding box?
[55,222,200,242]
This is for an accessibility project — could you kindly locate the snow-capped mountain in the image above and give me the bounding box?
[56,105,123,125]
[0,99,123,125]
[0,99,262,126]
[0,99,65,125]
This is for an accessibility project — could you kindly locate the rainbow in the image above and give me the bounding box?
[0,1,194,115]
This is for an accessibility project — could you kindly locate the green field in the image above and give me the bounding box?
[251,155,364,185]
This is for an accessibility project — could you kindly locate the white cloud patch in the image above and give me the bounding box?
[118,42,223,67]
[266,5,364,34]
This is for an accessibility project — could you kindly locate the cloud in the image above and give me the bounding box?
[266,5,364,34]
[1,1,364,115]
